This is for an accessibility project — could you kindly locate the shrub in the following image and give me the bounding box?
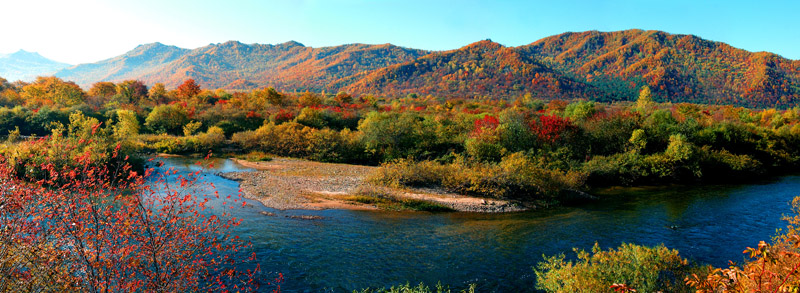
[0,136,267,291]
[295,106,327,129]
[145,104,189,135]
[358,111,443,161]
[183,120,202,136]
[535,243,696,293]
[197,126,226,150]
[370,153,584,201]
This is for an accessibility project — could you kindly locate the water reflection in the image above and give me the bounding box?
[152,157,800,292]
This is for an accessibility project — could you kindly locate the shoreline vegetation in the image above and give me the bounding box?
[1,76,798,212]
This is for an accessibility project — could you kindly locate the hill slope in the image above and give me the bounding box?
[0,50,71,82]
[57,41,428,91]
[343,40,593,99]
[521,29,800,107]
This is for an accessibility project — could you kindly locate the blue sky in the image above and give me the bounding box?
[2,0,798,64]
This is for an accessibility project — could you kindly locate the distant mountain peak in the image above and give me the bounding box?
[279,40,304,47]
[130,42,182,53]
[6,49,47,60]
[220,40,245,47]
[0,50,70,82]
[461,39,504,51]
[137,42,170,49]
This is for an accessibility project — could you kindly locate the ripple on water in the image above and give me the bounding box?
[152,157,800,292]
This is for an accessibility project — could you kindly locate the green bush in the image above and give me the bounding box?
[535,243,696,293]
[145,104,189,135]
[370,153,584,201]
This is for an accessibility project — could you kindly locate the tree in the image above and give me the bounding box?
[298,91,322,107]
[564,100,598,121]
[21,76,86,107]
[665,133,694,161]
[145,104,190,134]
[148,83,169,104]
[115,80,148,104]
[176,79,201,100]
[88,81,117,98]
[0,77,9,91]
[358,112,439,161]
[636,85,654,111]
[183,120,203,136]
[113,109,140,139]
[628,129,647,153]
[334,91,353,105]
[265,87,285,106]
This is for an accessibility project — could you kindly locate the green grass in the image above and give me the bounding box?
[398,199,453,212]
[235,151,273,162]
[346,187,454,212]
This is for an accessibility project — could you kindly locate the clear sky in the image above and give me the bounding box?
[2,0,798,64]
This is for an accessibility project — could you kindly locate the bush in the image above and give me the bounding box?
[145,104,189,135]
[535,243,696,293]
[197,126,226,150]
[370,153,584,201]
[235,151,272,162]
[295,107,327,129]
[0,136,263,291]
[358,111,443,161]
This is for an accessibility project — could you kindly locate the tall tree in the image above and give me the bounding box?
[148,83,169,104]
[115,80,148,104]
[176,79,201,100]
[88,81,117,98]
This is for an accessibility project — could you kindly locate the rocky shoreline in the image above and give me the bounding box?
[220,158,527,213]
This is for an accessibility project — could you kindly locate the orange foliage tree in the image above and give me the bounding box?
[176,79,202,100]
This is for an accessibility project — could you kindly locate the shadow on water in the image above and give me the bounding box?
[151,157,800,292]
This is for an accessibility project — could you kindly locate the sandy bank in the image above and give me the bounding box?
[220,158,526,213]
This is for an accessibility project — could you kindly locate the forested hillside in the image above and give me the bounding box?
[48,29,800,108]
[342,40,594,99]
[523,29,800,107]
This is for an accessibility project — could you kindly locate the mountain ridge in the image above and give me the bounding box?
[28,29,800,107]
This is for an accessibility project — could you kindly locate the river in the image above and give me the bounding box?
[154,157,800,292]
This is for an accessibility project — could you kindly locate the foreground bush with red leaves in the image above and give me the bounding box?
[0,138,275,292]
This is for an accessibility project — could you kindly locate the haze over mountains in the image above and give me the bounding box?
[0,50,70,82]
[3,29,799,107]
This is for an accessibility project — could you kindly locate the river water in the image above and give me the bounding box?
[155,157,800,292]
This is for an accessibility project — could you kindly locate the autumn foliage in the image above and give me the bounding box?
[0,138,269,292]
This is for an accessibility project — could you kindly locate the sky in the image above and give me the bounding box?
[1,0,798,65]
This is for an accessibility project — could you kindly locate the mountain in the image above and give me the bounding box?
[55,42,189,87]
[57,41,428,90]
[53,30,800,107]
[342,40,594,99]
[0,50,71,82]
[520,29,800,107]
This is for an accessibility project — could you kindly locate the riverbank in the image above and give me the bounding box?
[219,157,526,212]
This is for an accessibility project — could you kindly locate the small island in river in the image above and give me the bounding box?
[219,157,526,213]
